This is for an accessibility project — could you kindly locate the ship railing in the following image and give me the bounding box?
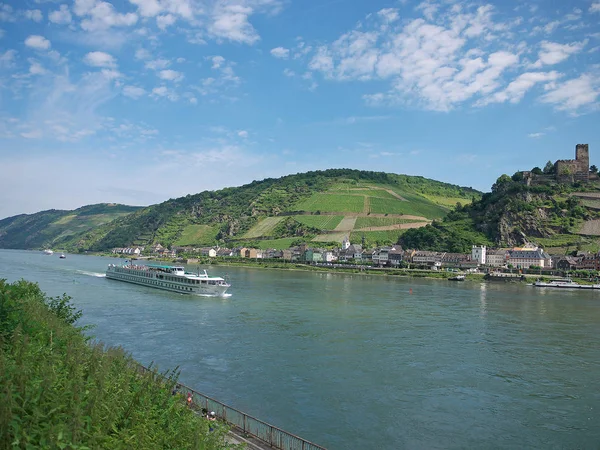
[134,363,327,450]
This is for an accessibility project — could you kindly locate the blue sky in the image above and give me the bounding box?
[0,0,599,219]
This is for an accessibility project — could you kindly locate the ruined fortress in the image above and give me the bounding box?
[554,143,589,182]
[523,143,591,185]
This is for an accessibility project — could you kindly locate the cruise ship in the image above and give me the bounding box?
[106,263,231,296]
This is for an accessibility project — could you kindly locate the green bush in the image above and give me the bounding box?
[0,279,238,450]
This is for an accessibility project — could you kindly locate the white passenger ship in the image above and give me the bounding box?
[106,263,231,296]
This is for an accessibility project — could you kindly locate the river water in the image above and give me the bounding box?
[1,249,599,449]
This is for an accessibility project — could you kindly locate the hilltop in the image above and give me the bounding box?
[0,170,480,252]
[400,171,600,255]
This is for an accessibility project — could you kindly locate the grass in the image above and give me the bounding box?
[243,217,285,238]
[369,192,449,218]
[0,279,235,450]
[293,215,344,230]
[254,237,300,249]
[175,224,218,246]
[331,189,399,199]
[421,195,474,207]
[355,217,424,228]
[350,229,407,245]
[292,193,366,213]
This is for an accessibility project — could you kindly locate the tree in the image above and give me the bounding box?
[492,174,513,193]
[531,167,543,175]
[543,161,555,174]
[590,165,598,174]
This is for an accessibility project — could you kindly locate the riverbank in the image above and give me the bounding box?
[99,251,492,281]
[0,279,236,449]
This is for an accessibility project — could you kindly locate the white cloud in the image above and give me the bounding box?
[25,35,51,50]
[122,85,146,98]
[83,51,117,68]
[0,3,14,22]
[210,55,225,68]
[591,3,600,13]
[157,13,176,30]
[208,3,259,44]
[302,2,599,112]
[480,71,562,105]
[129,0,193,19]
[145,58,170,70]
[49,5,72,24]
[151,85,178,101]
[283,68,295,77]
[0,49,16,68]
[24,9,43,22]
[270,47,289,59]
[74,0,138,31]
[528,132,544,138]
[532,40,587,67]
[135,48,152,60]
[540,73,600,113]
[28,59,46,75]
[158,69,184,81]
[237,130,248,138]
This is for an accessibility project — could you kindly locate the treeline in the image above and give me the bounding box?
[0,280,238,449]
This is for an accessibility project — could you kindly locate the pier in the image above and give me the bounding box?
[136,364,326,450]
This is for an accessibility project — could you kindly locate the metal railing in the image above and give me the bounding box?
[135,363,327,450]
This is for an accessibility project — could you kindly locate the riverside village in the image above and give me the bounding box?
[110,143,599,278]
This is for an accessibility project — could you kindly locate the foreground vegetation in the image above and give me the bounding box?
[0,279,237,450]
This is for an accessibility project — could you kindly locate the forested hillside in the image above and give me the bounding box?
[0,169,480,251]
[0,204,141,250]
[400,174,600,253]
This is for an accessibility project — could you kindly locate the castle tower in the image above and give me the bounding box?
[576,144,589,181]
[576,144,589,168]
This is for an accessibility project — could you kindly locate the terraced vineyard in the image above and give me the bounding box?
[293,215,344,230]
[0,170,480,250]
[175,224,218,246]
[243,217,285,238]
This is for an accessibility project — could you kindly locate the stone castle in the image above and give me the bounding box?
[523,143,591,185]
[554,143,589,182]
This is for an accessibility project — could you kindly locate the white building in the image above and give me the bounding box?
[471,245,486,265]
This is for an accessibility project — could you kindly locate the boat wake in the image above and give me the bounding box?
[76,270,106,278]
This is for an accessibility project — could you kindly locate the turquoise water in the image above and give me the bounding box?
[1,249,599,449]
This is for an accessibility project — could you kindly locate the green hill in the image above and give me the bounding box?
[400,174,600,254]
[0,204,142,250]
[0,170,481,251]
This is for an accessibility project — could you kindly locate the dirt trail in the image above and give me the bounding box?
[355,222,430,231]
[334,217,357,232]
[579,219,600,235]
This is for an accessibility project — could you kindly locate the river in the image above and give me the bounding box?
[1,249,599,449]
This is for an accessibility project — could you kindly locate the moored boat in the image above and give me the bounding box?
[59,254,66,259]
[43,249,54,255]
[106,263,230,296]
[532,278,595,289]
[448,274,465,281]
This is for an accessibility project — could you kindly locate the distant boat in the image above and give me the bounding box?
[59,254,66,259]
[43,249,54,255]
